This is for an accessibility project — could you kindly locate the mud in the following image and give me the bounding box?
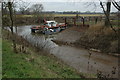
[5,25,119,78]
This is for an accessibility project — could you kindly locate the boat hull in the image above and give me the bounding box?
[43,27,61,34]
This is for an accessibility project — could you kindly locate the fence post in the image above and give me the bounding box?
[73,17,76,26]
[82,17,85,26]
[65,17,67,25]
[89,17,91,22]
[95,17,98,24]
[54,17,55,20]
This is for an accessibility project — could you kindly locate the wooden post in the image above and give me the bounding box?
[100,16,102,21]
[89,17,91,22]
[73,17,76,26]
[54,17,56,20]
[39,17,40,24]
[82,17,85,26]
[64,17,67,26]
[95,17,98,24]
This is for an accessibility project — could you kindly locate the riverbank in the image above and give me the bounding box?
[2,25,119,78]
[2,30,83,78]
[51,25,119,78]
[53,24,119,55]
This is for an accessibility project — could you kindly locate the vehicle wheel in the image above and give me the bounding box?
[31,29,35,33]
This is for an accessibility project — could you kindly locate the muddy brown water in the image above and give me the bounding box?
[5,25,119,78]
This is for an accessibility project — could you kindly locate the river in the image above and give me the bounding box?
[7,25,119,78]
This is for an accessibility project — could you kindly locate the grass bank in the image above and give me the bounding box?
[75,23,119,54]
[53,23,119,55]
[2,30,84,78]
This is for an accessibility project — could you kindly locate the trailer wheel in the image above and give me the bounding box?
[31,29,35,33]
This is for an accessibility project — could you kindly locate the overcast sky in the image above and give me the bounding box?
[41,2,118,12]
[27,1,118,12]
[2,0,119,12]
[22,0,120,2]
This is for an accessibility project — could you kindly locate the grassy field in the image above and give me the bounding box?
[2,39,83,78]
[54,14,105,17]
[4,13,106,18]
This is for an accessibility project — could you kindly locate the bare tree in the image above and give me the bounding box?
[112,0,120,11]
[18,1,30,14]
[2,2,9,15]
[7,0,17,52]
[31,4,43,14]
[99,0,117,33]
[105,0,111,26]
[30,3,44,23]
